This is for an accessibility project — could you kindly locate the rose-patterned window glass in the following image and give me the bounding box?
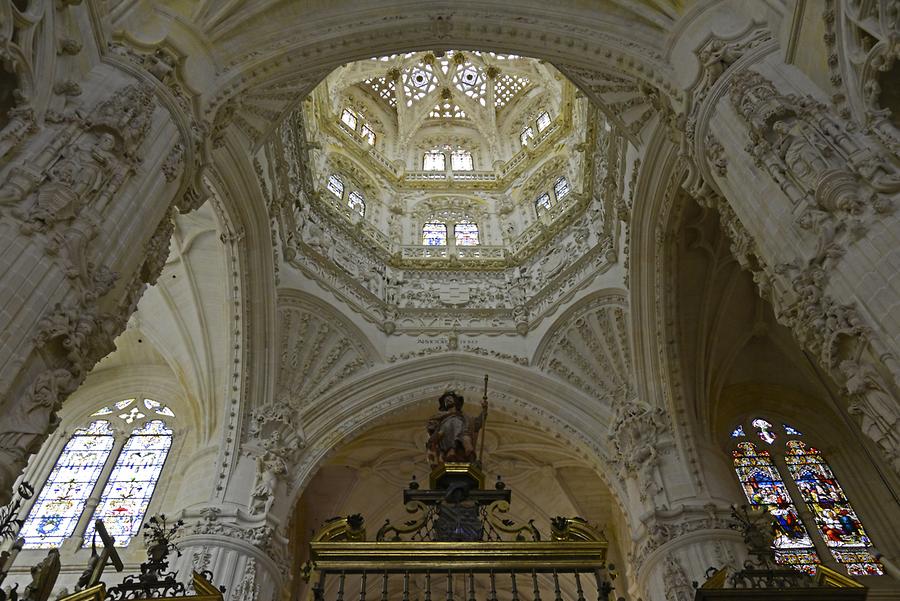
[19,421,115,548]
[732,441,819,574]
[454,221,479,246]
[83,420,173,548]
[423,222,447,246]
[784,441,883,575]
[348,191,366,217]
[553,176,570,201]
[327,175,345,198]
[535,193,552,215]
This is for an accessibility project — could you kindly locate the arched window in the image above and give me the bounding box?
[553,176,570,201]
[423,151,445,171]
[730,419,883,576]
[454,221,479,246]
[450,150,474,171]
[19,398,177,549]
[82,420,173,547]
[348,191,366,216]
[327,174,345,198]
[19,421,115,548]
[422,222,447,246]
[535,193,552,215]
[340,108,358,130]
[521,126,534,147]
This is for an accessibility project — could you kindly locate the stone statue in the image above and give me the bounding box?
[841,360,900,472]
[426,391,487,467]
[248,434,289,516]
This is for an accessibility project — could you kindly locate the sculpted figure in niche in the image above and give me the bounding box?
[249,434,288,516]
[426,391,487,467]
[841,360,900,472]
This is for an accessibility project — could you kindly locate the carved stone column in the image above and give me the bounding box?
[681,30,900,478]
[0,3,206,504]
[631,504,746,601]
[173,508,290,601]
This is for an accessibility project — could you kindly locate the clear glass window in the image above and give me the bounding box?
[327,174,345,198]
[454,221,479,246]
[535,193,552,215]
[423,151,446,171]
[361,124,376,146]
[553,176,570,200]
[422,222,447,245]
[537,111,552,132]
[348,191,366,216]
[340,109,358,130]
[450,150,474,171]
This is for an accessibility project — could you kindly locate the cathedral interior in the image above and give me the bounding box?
[0,1,899,600]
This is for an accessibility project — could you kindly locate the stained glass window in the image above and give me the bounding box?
[20,421,115,548]
[423,222,447,246]
[521,127,534,147]
[327,175,345,198]
[535,193,552,215]
[340,109,358,130]
[348,191,366,216]
[554,176,571,201]
[753,418,777,445]
[537,111,552,132]
[83,420,173,548]
[784,424,803,436]
[450,150,474,171]
[732,441,819,573]
[423,151,446,171]
[454,222,479,246]
[732,425,746,438]
[784,441,883,575]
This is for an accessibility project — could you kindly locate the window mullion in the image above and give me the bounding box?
[772,453,836,570]
[66,432,128,549]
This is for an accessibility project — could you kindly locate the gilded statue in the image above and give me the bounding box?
[426,391,487,467]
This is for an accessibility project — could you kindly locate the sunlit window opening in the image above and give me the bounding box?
[454,221,479,245]
[521,126,534,147]
[494,74,529,109]
[537,111,552,132]
[341,108,358,130]
[423,222,448,245]
[453,63,487,106]
[429,102,467,119]
[451,150,474,171]
[364,77,396,108]
[403,64,437,106]
[348,191,366,216]
[553,176,570,200]
[361,124,376,146]
[423,151,446,171]
[535,192,552,215]
[327,174,345,197]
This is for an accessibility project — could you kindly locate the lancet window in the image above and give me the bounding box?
[423,147,474,172]
[19,398,177,549]
[730,419,882,576]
